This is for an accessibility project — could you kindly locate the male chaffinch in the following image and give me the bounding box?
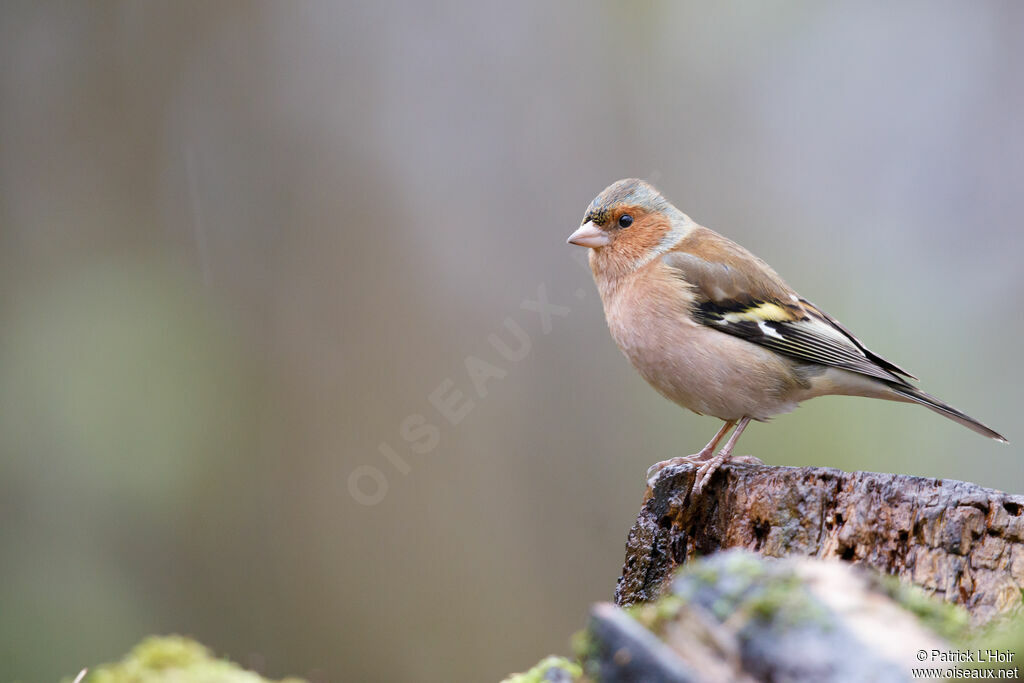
[568,178,1007,493]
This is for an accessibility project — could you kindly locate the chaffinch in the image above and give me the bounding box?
[568,178,1007,493]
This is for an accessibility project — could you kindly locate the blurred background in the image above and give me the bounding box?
[1,2,1022,681]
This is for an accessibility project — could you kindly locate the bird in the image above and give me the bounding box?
[567,178,1007,494]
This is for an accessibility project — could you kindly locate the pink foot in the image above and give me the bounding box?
[693,455,765,494]
[645,452,711,488]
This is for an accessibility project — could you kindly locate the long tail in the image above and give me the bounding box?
[890,386,1008,443]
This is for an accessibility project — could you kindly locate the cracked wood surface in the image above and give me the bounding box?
[615,462,1024,624]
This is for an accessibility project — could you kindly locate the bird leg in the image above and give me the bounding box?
[694,416,752,494]
[646,420,735,488]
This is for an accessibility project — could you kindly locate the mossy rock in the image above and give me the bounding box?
[500,655,581,683]
[870,573,971,642]
[573,551,965,682]
[64,636,306,683]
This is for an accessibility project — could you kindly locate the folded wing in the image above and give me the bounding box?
[662,227,915,387]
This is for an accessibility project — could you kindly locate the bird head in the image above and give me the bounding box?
[567,179,692,273]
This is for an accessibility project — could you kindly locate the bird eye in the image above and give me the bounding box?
[618,214,633,228]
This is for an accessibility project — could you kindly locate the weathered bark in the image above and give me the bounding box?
[616,462,1024,625]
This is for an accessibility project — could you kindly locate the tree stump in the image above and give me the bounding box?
[616,462,1024,625]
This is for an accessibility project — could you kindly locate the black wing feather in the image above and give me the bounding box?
[693,300,914,387]
[798,298,917,380]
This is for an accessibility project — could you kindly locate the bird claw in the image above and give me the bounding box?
[646,453,712,489]
[647,449,763,495]
[693,457,724,495]
[692,454,764,494]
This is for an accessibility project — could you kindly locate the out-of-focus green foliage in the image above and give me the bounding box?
[66,636,306,683]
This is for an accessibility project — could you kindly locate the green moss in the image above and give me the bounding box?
[64,635,307,683]
[500,655,581,683]
[570,626,598,666]
[670,551,830,630]
[624,595,684,633]
[955,612,1024,675]
[872,575,970,641]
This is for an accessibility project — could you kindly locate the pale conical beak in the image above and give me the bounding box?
[567,221,611,248]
